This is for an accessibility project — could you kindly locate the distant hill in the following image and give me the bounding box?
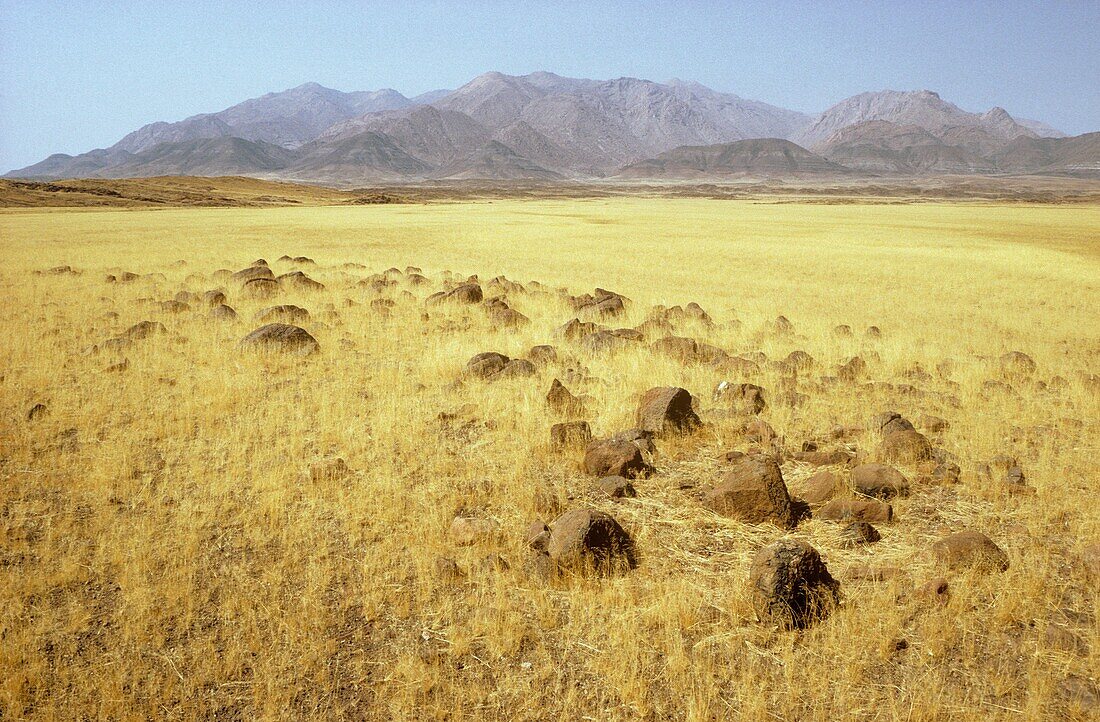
[988,132,1100,178]
[5,73,1093,183]
[616,139,852,178]
[812,121,996,175]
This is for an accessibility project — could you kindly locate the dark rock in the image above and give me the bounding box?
[210,304,238,321]
[851,463,910,500]
[840,521,881,548]
[596,475,637,499]
[254,304,310,324]
[546,379,586,416]
[241,277,280,299]
[26,403,48,422]
[543,509,636,575]
[749,539,839,629]
[704,455,794,527]
[277,271,325,291]
[550,421,592,450]
[870,411,914,436]
[528,345,558,365]
[465,352,510,379]
[635,386,701,436]
[931,530,1008,572]
[796,470,840,505]
[231,265,274,284]
[237,324,319,357]
[879,429,934,464]
[713,381,766,414]
[583,438,653,478]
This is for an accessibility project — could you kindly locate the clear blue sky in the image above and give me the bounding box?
[1,1,1097,171]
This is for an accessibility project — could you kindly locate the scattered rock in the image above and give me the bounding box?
[596,475,637,499]
[241,277,280,299]
[210,304,238,321]
[931,530,1009,572]
[202,290,227,307]
[871,411,914,436]
[713,381,766,414]
[237,324,319,357]
[817,499,893,523]
[255,304,310,324]
[546,379,586,416]
[583,438,653,478]
[498,358,537,379]
[550,421,592,450]
[635,387,701,436]
[749,538,839,629]
[911,577,950,606]
[449,516,498,546]
[839,521,881,548]
[231,265,275,284]
[879,429,933,464]
[704,455,794,528]
[528,345,558,365]
[465,352,510,379]
[541,509,637,576]
[797,470,841,505]
[277,271,325,291]
[851,463,910,500]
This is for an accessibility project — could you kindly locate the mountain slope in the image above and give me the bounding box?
[318,105,491,166]
[435,72,811,170]
[109,137,298,177]
[989,132,1100,177]
[813,121,996,174]
[794,90,1036,150]
[114,82,415,154]
[285,131,432,182]
[435,141,563,180]
[616,138,851,178]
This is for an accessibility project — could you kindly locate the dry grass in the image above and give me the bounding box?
[0,198,1098,720]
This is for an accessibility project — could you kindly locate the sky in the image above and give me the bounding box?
[1,0,1098,171]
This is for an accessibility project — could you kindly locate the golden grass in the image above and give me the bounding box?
[0,199,1098,720]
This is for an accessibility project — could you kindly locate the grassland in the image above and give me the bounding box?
[1,198,1098,720]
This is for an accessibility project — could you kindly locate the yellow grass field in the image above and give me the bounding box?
[1,199,1098,720]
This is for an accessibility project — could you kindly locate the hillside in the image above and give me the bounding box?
[617,139,853,178]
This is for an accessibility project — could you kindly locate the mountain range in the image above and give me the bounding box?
[7,72,1098,182]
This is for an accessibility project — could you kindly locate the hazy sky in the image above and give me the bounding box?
[2,1,1098,171]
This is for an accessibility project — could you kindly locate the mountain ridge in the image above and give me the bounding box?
[6,73,1092,182]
